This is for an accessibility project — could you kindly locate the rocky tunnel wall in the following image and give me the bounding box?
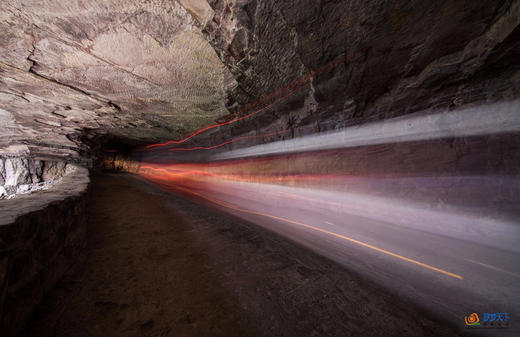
[0,165,89,337]
[176,0,520,150]
[0,1,519,335]
[0,157,73,199]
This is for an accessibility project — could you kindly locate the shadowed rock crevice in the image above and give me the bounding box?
[27,65,123,113]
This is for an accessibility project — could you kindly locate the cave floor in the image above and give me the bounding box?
[21,174,458,337]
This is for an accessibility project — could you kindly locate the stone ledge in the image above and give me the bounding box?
[0,165,89,225]
[0,165,90,337]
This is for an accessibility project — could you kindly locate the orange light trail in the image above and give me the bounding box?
[140,165,345,183]
[140,169,463,280]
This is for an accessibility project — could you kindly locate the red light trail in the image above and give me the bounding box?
[145,51,361,150]
[166,129,291,151]
[146,85,305,149]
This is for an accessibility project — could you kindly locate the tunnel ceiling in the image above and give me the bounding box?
[1,0,519,161]
[0,0,232,160]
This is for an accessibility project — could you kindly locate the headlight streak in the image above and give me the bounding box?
[139,166,463,279]
[211,99,520,160]
[136,98,519,324]
[139,163,520,255]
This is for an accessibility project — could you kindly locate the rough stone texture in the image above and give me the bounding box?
[0,0,231,160]
[199,0,520,143]
[1,0,519,156]
[0,165,89,337]
[0,2,517,335]
[0,157,70,198]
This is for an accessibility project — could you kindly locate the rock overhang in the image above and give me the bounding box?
[0,0,519,164]
[0,0,232,162]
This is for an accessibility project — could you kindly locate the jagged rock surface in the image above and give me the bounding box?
[1,0,519,157]
[0,157,70,199]
[198,0,520,143]
[0,0,231,160]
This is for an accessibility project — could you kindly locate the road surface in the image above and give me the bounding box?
[140,168,520,336]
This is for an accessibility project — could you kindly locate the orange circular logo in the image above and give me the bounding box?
[465,313,480,326]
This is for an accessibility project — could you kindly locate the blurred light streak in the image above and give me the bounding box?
[212,99,520,160]
[137,98,520,326]
[139,167,464,279]
[139,96,520,322]
[140,164,344,183]
[140,162,520,254]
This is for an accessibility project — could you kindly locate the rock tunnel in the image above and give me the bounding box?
[1,1,519,336]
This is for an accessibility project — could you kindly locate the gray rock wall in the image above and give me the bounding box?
[2,0,519,156]
[0,165,89,337]
[192,0,520,147]
[0,0,232,159]
[0,158,70,199]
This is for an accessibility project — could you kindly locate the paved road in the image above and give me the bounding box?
[140,169,520,336]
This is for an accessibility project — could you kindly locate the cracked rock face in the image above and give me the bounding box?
[0,157,70,198]
[200,0,520,140]
[1,0,519,162]
[0,0,232,161]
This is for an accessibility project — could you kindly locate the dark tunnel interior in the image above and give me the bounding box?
[1,1,519,336]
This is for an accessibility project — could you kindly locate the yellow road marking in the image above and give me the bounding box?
[156,180,464,280]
